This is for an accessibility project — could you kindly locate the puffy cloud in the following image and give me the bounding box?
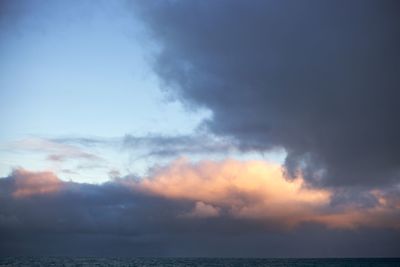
[135,159,331,227]
[182,201,220,218]
[133,159,400,229]
[0,163,399,256]
[135,0,400,186]
[2,161,400,230]
[11,169,62,198]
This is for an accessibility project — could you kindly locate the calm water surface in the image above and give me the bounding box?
[0,257,399,267]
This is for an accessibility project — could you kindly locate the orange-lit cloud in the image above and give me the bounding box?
[130,159,331,227]
[128,159,400,229]
[314,189,400,229]
[313,207,400,229]
[182,201,220,218]
[6,161,400,230]
[11,169,62,198]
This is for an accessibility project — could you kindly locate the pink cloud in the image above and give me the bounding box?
[130,159,400,229]
[6,160,400,230]
[11,169,62,198]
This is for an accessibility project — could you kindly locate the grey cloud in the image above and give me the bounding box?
[123,134,238,157]
[1,168,400,257]
[50,136,118,147]
[50,134,241,158]
[135,0,400,186]
[46,152,100,163]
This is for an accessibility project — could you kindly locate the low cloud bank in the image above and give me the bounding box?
[1,159,399,256]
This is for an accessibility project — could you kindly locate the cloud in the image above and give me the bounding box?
[51,134,241,158]
[11,137,103,163]
[132,159,400,229]
[2,161,399,230]
[0,162,399,256]
[10,169,62,198]
[123,134,238,158]
[182,201,220,218]
[133,159,331,227]
[50,136,116,147]
[135,0,400,187]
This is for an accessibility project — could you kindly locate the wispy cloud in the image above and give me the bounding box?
[51,134,241,157]
[11,137,104,163]
[122,134,240,157]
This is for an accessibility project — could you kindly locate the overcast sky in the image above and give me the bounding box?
[0,0,399,257]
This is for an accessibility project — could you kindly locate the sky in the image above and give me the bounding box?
[0,0,400,257]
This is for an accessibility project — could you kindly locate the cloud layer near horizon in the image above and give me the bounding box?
[1,160,400,255]
[0,159,400,229]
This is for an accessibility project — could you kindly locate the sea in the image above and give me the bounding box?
[0,258,399,267]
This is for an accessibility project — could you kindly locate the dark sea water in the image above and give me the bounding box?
[0,258,399,267]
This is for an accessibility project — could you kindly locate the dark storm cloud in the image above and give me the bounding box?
[1,167,400,256]
[134,0,400,186]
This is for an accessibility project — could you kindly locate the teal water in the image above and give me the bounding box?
[0,258,399,267]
